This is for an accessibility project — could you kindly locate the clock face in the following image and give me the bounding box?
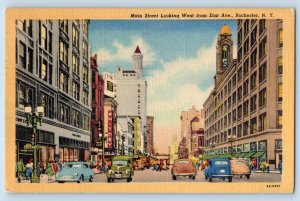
[223,45,228,51]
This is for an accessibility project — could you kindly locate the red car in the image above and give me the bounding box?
[171,159,197,180]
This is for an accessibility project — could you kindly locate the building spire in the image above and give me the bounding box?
[135,45,141,54]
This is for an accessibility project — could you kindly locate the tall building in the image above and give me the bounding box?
[114,46,147,153]
[90,54,104,164]
[102,72,118,156]
[117,116,134,155]
[15,20,91,167]
[190,109,205,157]
[180,105,203,157]
[146,116,154,155]
[203,21,282,170]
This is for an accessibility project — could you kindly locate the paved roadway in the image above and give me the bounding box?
[93,167,282,183]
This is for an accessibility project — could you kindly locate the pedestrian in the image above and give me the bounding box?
[45,161,54,181]
[25,159,33,180]
[265,161,270,173]
[250,160,255,173]
[260,160,266,173]
[159,159,163,172]
[52,161,59,181]
[278,160,282,174]
[16,158,24,183]
[196,161,200,171]
[102,160,106,173]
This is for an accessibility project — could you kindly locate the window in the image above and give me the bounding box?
[237,105,242,119]
[228,80,231,93]
[277,110,282,129]
[228,96,231,108]
[237,68,242,82]
[243,59,249,76]
[259,36,267,59]
[72,82,79,100]
[17,83,26,110]
[250,117,257,134]
[278,57,283,74]
[59,71,68,93]
[18,42,26,68]
[251,26,257,46]
[275,139,282,150]
[83,66,88,83]
[243,79,249,96]
[83,114,89,131]
[250,95,257,112]
[250,72,257,90]
[92,88,96,101]
[59,40,68,64]
[48,32,52,54]
[72,53,79,75]
[59,20,68,33]
[238,29,242,46]
[278,83,283,102]
[73,110,80,128]
[232,109,236,122]
[41,25,47,50]
[222,44,229,67]
[243,100,249,116]
[259,88,267,107]
[278,29,283,48]
[243,38,249,55]
[259,112,267,131]
[232,74,237,86]
[83,20,88,36]
[259,19,266,35]
[83,90,88,106]
[243,121,249,136]
[92,71,96,83]
[228,113,231,124]
[41,61,47,81]
[72,25,79,48]
[238,47,243,62]
[244,20,249,36]
[250,48,257,68]
[232,92,236,104]
[237,124,242,138]
[17,19,26,32]
[250,142,257,151]
[83,41,88,58]
[237,86,242,101]
[259,62,267,83]
[28,48,33,73]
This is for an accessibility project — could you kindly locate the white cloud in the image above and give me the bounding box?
[94,36,155,67]
[147,41,217,153]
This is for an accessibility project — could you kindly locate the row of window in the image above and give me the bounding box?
[59,19,89,37]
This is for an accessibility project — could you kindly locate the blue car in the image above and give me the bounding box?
[56,162,95,183]
[204,158,233,182]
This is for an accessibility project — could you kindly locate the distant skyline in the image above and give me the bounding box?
[90,20,237,153]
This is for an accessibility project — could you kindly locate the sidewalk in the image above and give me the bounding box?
[17,174,56,183]
[252,170,281,174]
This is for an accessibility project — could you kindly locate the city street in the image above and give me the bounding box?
[18,167,281,183]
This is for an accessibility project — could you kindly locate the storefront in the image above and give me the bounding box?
[16,125,56,172]
[59,136,89,163]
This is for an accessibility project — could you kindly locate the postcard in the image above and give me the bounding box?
[5,8,294,193]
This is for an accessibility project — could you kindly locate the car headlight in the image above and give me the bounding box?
[74,173,78,176]
[125,169,130,174]
[108,170,114,174]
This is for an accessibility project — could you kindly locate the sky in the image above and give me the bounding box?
[90,20,237,153]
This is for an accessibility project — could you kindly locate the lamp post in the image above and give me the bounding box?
[24,102,44,183]
[121,134,125,155]
[227,134,237,155]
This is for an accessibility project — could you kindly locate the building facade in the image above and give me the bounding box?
[15,20,91,168]
[146,116,154,155]
[117,116,134,155]
[180,105,203,157]
[114,46,147,153]
[203,21,282,170]
[169,135,179,165]
[90,54,104,164]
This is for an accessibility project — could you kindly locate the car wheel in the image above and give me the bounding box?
[172,175,177,180]
[58,181,65,183]
[205,175,208,180]
[246,175,250,179]
[208,177,212,182]
[107,178,111,183]
[127,177,132,182]
[77,175,83,183]
[192,176,196,180]
[228,177,232,182]
[240,175,243,178]
[112,178,115,182]
[89,176,93,182]
[222,177,225,181]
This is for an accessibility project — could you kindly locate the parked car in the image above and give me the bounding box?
[204,158,233,182]
[106,156,134,183]
[171,159,197,180]
[56,162,95,183]
[230,159,251,179]
[140,156,151,169]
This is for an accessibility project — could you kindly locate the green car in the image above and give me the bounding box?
[106,156,134,183]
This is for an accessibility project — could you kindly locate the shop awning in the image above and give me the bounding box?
[233,152,242,158]
[237,152,248,158]
[251,151,265,158]
[243,151,256,158]
[218,154,226,158]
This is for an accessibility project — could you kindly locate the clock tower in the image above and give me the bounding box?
[215,24,233,83]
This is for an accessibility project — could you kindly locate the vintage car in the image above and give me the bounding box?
[171,159,197,180]
[140,156,151,169]
[56,162,95,183]
[230,159,251,179]
[106,156,134,183]
[133,159,145,171]
[204,158,233,182]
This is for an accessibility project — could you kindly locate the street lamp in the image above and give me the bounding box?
[227,134,237,155]
[24,102,44,183]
